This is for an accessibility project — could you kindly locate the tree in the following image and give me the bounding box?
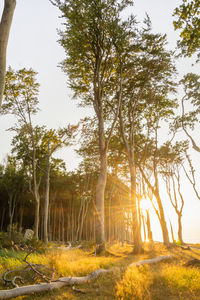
[1,156,27,237]
[117,16,176,252]
[11,125,45,238]
[2,68,41,238]
[171,73,200,199]
[41,127,74,243]
[160,142,187,244]
[51,0,132,253]
[137,82,177,247]
[173,0,200,58]
[173,73,200,153]
[0,0,16,110]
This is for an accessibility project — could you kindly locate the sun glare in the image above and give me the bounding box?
[140,198,152,212]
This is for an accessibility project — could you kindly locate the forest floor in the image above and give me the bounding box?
[0,242,200,299]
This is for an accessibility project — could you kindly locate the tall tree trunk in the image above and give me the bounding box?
[142,214,146,242]
[8,193,16,238]
[53,207,56,241]
[178,213,183,244]
[95,149,107,254]
[108,198,111,242]
[0,206,5,231]
[19,205,24,233]
[48,203,51,242]
[139,166,170,247]
[129,161,142,254]
[0,0,16,110]
[34,199,40,239]
[44,148,50,244]
[61,200,65,242]
[146,209,153,242]
[155,190,170,247]
[58,206,61,242]
[170,221,175,244]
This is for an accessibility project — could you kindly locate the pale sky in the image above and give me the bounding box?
[0,0,200,243]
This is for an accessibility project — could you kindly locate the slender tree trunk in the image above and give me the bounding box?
[76,199,83,241]
[0,206,5,231]
[139,166,170,247]
[142,214,146,242]
[146,209,153,242]
[8,193,16,238]
[170,221,175,244]
[0,0,16,110]
[129,160,142,254]
[61,200,65,242]
[48,203,51,242]
[108,198,111,242]
[19,205,24,233]
[178,213,183,244]
[34,199,40,239]
[155,190,170,247]
[53,207,56,241]
[44,148,50,244]
[58,206,61,242]
[95,149,107,254]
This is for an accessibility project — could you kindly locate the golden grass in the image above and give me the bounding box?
[0,243,200,299]
[116,262,200,300]
[27,248,120,276]
[116,265,153,300]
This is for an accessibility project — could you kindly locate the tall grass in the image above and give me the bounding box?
[116,263,200,300]
[0,248,119,277]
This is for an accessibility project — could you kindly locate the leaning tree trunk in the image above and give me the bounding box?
[0,0,16,110]
[155,190,170,247]
[139,166,170,247]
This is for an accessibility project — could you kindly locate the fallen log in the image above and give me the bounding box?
[57,241,72,250]
[184,258,200,267]
[130,255,173,267]
[0,269,108,299]
[0,255,173,299]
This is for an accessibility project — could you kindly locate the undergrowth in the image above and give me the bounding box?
[0,243,200,299]
[116,263,200,300]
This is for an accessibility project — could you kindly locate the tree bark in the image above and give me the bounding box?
[44,146,50,244]
[146,209,153,242]
[139,166,170,247]
[0,0,16,110]
[129,161,142,253]
[0,206,5,231]
[34,199,40,239]
[154,190,170,247]
[8,193,16,238]
[95,148,107,254]
[178,213,183,244]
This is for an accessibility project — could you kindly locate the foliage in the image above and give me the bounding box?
[2,67,39,121]
[173,0,200,58]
